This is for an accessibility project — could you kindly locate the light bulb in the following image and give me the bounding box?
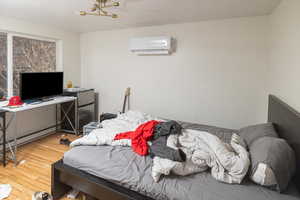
[80,11,87,16]
[113,2,120,7]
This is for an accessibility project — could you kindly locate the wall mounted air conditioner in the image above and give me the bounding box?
[129,36,173,55]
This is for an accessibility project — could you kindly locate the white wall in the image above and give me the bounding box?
[0,16,81,85]
[268,0,300,112]
[81,16,269,129]
[0,16,81,141]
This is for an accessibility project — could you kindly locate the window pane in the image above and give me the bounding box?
[13,36,56,95]
[0,33,7,98]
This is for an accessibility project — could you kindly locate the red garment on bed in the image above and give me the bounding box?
[114,120,160,156]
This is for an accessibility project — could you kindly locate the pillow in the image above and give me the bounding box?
[249,136,296,192]
[239,123,278,147]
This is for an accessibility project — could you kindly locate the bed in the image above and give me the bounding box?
[51,95,300,200]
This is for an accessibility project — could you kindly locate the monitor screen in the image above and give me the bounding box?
[20,72,63,101]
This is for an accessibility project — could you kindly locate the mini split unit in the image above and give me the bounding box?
[129,36,173,55]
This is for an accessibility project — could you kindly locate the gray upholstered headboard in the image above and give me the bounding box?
[268,95,300,189]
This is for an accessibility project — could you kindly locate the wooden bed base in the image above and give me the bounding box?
[51,160,154,200]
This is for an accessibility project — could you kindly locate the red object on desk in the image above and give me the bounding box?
[7,96,23,106]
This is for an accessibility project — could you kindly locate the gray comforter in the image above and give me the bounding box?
[63,122,300,200]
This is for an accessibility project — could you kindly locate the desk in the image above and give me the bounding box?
[0,96,78,167]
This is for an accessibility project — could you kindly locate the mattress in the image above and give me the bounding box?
[63,123,300,200]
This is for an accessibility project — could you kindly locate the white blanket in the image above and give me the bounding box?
[152,129,250,184]
[70,111,250,184]
[71,111,159,147]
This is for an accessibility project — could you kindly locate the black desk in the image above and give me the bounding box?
[0,110,7,167]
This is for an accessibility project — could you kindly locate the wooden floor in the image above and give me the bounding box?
[0,133,79,200]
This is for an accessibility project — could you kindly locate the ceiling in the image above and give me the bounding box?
[0,0,281,33]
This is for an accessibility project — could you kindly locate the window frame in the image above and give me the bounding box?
[0,31,62,98]
[0,32,8,97]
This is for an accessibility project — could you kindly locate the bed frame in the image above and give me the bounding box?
[51,95,300,200]
[268,95,300,189]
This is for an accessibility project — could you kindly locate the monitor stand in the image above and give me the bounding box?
[41,97,55,102]
[24,97,56,105]
[24,99,42,104]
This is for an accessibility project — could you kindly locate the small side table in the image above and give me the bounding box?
[62,89,96,134]
[83,122,102,136]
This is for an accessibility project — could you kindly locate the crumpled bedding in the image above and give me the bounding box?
[152,130,250,183]
[71,111,159,148]
[114,120,160,156]
[70,111,249,184]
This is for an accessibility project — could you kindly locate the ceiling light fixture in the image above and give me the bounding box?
[79,0,120,18]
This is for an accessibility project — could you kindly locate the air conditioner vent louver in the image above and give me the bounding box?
[129,36,172,55]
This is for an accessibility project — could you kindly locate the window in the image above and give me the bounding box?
[13,36,56,95]
[0,33,57,97]
[0,33,7,97]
